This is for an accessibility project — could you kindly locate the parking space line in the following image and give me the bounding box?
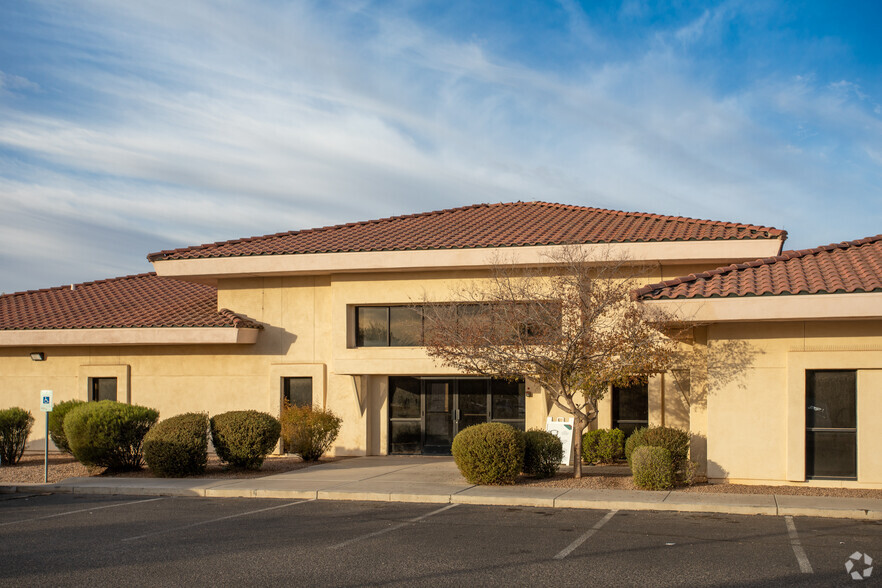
[122,498,315,542]
[784,516,814,574]
[330,503,459,550]
[553,509,618,560]
[0,497,166,528]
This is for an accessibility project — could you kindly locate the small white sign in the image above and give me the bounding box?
[40,390,53,412]
[546,417,575,466]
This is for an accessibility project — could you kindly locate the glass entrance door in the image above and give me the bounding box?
[806,370,856,479]
[388,377,521,455]
[424,379,456,454]
[612,382,648,438]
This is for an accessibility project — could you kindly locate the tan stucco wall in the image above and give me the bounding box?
[0,259,773,457]
[699,320,882,488]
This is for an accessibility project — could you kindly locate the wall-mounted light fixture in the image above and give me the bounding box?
[29,352,45,361]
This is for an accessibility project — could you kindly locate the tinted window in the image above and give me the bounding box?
[91,378,117,402]
[283,377,313,407]
[389,377,421,419]
[389,307,422,346]
[356,307,389,347]
[491,379,525,420]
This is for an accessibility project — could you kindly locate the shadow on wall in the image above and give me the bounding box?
[670,338,763,411]
[706,459,731,482]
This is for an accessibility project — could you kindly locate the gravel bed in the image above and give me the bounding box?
[0,453,344,484]
[519,464,882,499]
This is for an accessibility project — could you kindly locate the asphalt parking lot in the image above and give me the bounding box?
[1,493,880,587]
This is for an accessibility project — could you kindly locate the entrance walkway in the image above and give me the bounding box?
[3,455,881,520]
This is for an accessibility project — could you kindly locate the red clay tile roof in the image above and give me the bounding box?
[634,235,882,300]
[147,201,786,261]
[0,273,262,330]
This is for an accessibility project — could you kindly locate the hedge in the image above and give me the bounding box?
[210,410,280,470]
[0,407,34,465]
[631,446,674,490]
[280,404,342,461]
[143,413,209,477]
[64,401,159,470]
[451,422,524,485]
[581,428,625,464]
[523,429,563,478]
[48,399,86,455]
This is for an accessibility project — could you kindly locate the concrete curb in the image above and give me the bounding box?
[3,482,880,520]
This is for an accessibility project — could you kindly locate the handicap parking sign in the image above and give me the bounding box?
[40,390,53,412]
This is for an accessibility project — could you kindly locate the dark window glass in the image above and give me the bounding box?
[356,306,389,347]
[283,377,313,407]
[389,421,422,454]
[389,307,422,346]
[806,371,856,429]
[612,382,649,438]
[806,370,856,479]
[491,379,525,420]
[389,377,421,419]
[91,378,117,402]
[806,431,857,478]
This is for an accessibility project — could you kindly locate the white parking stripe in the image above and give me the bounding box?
[553,509,618,560]
[784,516,814,574]
[330,503,459,550]
[0,497,165,527]
[122,498,315,542]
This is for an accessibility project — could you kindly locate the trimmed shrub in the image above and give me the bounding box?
[523,429,563,478]
[280,404,342,462]
[210,410,280,470]
[0,407,34,465]
[48,399,86,455]
[626,426,689,470]
[64,401,159,470]
[581,428,625,464]
[143,413,209,477]
[452,423,524,485]
[624,427,648,465]
[631,446,674,490]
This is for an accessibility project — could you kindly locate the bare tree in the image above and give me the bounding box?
[421,248,682,478]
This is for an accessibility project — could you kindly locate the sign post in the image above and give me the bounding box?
[40,390,53,483]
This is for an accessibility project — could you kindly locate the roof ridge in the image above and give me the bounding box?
[0,272,161,299]
[146,201,787,262]
[632,233,882,300]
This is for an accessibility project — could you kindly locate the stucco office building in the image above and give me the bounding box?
[3,201,878,488]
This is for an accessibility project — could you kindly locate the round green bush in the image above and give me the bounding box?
[48,399,85,455]
[451,422,524,485]
[280,404,342,461]
[523,429,563,478]
[0,407,34,465]
[624,427,648,465]
[631,445,674,490]
[143,413,209,477]
[210,410,280,470]
[64,401,159,470]
[582,428,625,464]
[626,426,689,470]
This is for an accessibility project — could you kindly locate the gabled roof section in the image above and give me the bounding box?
[147,202,786,262]
[634,235,882,300]
[0,273,261,330]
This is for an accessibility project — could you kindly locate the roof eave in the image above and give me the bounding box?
[641,291,882,323]
[0,326,261,347]
[151,240,785,281]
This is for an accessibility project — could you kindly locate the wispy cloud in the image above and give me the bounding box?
[0,0,880,292]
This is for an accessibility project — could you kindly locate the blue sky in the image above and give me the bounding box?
[1,0,880,293]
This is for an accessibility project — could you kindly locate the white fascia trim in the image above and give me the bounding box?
[0,327,260,347]
[643,291,882,322]
[152,240,784,280]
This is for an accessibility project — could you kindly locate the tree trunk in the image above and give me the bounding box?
[572,416,586,479]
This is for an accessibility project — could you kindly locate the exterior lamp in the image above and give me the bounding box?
[29,352,45,361]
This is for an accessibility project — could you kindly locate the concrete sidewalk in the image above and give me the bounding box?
[3,456,880,521]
